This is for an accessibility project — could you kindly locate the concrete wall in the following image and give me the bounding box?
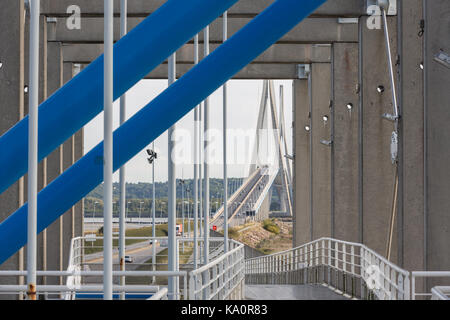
[398,0,425,289]
[293,16,400,261]
[293,79,311,246]
[311,63,332,239]
[360,15,398,263]
[0,3,84,296]
[332,43,360,243]
[0,0,25,294]
[424,0,450,286]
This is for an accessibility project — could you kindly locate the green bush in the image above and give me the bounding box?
[262,219,280,235]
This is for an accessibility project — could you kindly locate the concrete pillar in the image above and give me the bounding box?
[360,16,399,262]
[0,0,25,293]
[332,43,359,242]
[424,0,450,288]
[311,63,332,239]
[36,14,48,289]
[293,79,311,246]
[45,41,63,286]
[62,62,75,270]
[398,0,425,277]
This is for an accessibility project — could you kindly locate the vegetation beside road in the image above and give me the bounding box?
[222,218,292,255]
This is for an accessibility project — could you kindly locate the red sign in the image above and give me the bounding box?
[213,225,217,231]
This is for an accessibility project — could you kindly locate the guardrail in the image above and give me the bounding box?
[411,271,450,300]
[0,270,186,300]
[431,287,450,300]
[245,237,411,300]
[148,287,169,300]
[189,239,245,300]
[0,236,246,300]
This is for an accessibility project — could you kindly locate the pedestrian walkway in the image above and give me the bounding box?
[245,284,349,300]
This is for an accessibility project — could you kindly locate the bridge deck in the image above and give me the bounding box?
[245,284,349,300]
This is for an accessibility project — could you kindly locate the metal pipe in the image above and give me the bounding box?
[27,0,40,301]
[193,34,199,269]
[380,4,401,262]
[167,53,177,300]
[0,285,161,293]
[103,0,114,301]
[181,177,185,253]
[119,0,127,301]
[152,141,156,283]
[222,12,229,253]
[381,7,399,130]
[386,167,399,260]
[203,25,210,265]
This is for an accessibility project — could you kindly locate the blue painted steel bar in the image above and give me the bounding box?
[0,0,240,195]
[0,0,327,264]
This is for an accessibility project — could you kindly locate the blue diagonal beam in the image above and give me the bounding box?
[0,0,327,264]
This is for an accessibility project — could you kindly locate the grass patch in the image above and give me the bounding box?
[262,219,280,235]
[228,227,239,239]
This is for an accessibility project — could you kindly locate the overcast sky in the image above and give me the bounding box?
[84,79,293,183]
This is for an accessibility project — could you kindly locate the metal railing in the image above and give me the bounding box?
[431,287,450,300]
[189,239,245,300]
[245,237,411,300]
[0,236,247,300]
[411,271,450,300]
[148,287,169,300]
[0,270,173,300]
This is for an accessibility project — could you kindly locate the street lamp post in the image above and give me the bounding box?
[186,187,190,238]
[126,201,131,223]
[93,201,99,223]
[146,146,158,282]
[139,201,144,225]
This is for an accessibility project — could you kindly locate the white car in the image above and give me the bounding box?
[149,239,158,245]
[124,255,133,263]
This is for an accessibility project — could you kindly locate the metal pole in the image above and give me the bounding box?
[380,3,400,260]
[119,0,127,300]
[103,0,114,300]
[181,179,185,253]
[167,53,177,300]
[27,0,40,301]
[203,25,210,266]
[381,7,399,129]
[199,101,203,244]
[193,34,199,269]
[222,11,229,253]
[152,142,156,282]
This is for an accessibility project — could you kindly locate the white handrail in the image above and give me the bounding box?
[189,239,245,300]
[245,237,411,300]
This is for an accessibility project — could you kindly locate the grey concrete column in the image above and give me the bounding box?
[0,0,25,292]
[424,0,450,288]
[45,43,63,286]
[360,16,399,262]
[398,0,425,274]
[292,79,311,246]
[69,64,84,240]
[62,62,75,269]
[332,43,359,242]
[36,14,48,288]
[311,63,332,239]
